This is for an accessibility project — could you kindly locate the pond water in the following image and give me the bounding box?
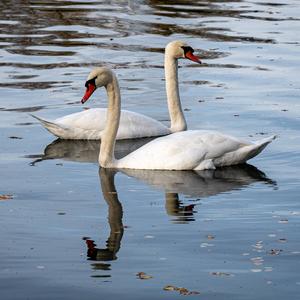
[0,0,299,299]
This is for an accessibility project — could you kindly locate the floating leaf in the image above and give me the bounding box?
[0,194,13,200]
[163,285,176,291]
[136,272,153,280]
[178,287,189,295]
[163,285,200,296]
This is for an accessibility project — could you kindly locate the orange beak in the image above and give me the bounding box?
[81,83,96,104]
[185,51,201,64]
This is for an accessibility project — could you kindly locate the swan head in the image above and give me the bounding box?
[166,40,201,64]
[81,67,114,104]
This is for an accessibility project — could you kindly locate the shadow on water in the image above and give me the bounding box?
[26,137,155,165]
[82,162,276,270]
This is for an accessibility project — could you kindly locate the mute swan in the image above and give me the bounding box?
[82,67,276,170]
[32,40,201,140]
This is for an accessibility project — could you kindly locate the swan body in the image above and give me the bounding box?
[33,40,201,140]
[31,108,170,140]
[82,67,276,171]
[115,130,276,170]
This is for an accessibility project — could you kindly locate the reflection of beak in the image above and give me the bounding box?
[185,51,202,64]
[81,84,96,104]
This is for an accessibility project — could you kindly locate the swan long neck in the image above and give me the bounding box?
[165,53,187,132]
[99,75,120,168]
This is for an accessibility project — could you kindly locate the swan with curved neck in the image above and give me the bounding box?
[81,67,276,170]
[32,40,201,140]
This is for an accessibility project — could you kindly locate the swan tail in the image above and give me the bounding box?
[241,135,277,162]
[213,135,277,168]
[31,114,69,139]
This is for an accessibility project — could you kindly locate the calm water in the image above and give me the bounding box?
[0,0,300,299]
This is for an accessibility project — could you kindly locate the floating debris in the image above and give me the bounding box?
[136,272,153,280]
[278,238,287,243]
[163,285,200,295]
[210,271,232,277]
[9,136,23,139]
[267,249,283,255]
[206,234,215,240]
[0,194,13,200]
[278,219,288,224]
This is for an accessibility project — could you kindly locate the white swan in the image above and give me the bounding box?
[82,67,276,170]
[32,40,201,140]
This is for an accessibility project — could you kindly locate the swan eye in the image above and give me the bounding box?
[85,76,97,88]
[181,46,194,55]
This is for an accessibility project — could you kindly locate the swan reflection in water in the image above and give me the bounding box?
[27,139,276,264]
[85,166,276,266]
[27,137,154,165]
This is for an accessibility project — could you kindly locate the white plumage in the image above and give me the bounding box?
[32,109,170,140]
[87,67,276,171]
[32,40,201,140]
[116,130,276,170]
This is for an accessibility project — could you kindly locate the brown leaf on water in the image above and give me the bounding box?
[163,285,200,295]
[178,287,189,295]
[163,285,176,291]
[207,234,215,240]
[0,194,13,200]
[136,272,153,280]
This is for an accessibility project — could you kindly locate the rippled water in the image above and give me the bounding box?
[0,1,300,299]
